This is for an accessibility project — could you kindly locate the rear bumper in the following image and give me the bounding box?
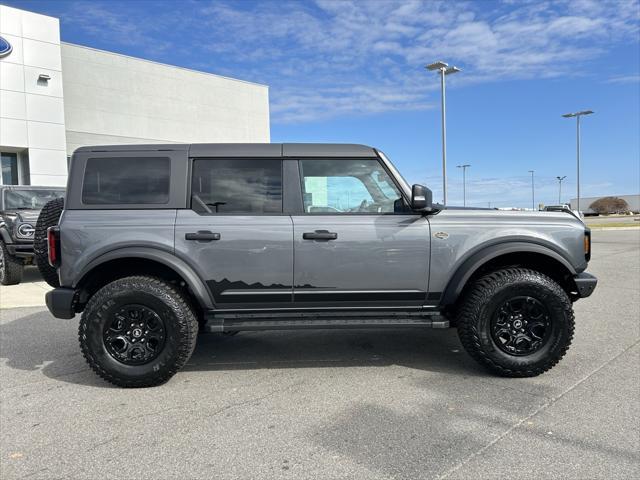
[573,272,597,298]
[45,288,76,319]
[6,242,34,259]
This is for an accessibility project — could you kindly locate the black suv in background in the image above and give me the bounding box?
[0,185,65,285]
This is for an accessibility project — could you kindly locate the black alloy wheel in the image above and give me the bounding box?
[490,296,551,356]
[103,304,166,365]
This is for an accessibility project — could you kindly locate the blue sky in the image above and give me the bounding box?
[6,0,640,207]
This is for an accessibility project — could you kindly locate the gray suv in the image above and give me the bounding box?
[43,143,597,387]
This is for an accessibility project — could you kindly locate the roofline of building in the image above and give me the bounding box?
[60,41,269,90]
[1,4,60,23]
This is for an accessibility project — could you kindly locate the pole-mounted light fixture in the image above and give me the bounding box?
[556,175,567,204]
[562,110,594,213]
[426,60,461,206]
[457,164,471,207]
[528,170,535,210]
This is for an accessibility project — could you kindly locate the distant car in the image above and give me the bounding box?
[543,204,571,212]
[0,186,65,284]
[43,143,597,387]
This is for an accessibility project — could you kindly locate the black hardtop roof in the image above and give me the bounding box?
[74,143,378,158]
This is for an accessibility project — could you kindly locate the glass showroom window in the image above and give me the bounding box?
[1,153,19,185]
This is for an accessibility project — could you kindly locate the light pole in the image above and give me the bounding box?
[427,60,461,206]
[562,110,594,213]
[528,170,535,210]
[457,164,470,206]
[556,175,567,204]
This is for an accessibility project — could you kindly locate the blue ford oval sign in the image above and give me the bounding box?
[0,35,12,57]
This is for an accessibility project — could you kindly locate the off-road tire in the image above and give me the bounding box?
[79,276,199,387]
[34,197,64,287]
[0,240,23,285]
[457,268,574,377]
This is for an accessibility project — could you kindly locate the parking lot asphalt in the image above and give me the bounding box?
[1,230,638,480]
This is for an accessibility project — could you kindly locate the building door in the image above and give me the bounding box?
[292,158,431,308]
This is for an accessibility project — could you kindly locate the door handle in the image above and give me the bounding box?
[303,230,338,241]
[185,231,221,241]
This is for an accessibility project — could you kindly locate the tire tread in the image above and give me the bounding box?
[0,240,23,285]
[457,268,575,377]
[34,197,64,288]
[79,275,198,387]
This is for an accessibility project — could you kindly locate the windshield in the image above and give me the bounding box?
[3,189,65,210]
[376,150,411,197]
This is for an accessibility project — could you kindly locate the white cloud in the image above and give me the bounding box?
[606,74,640,84]
[62,0,640,123]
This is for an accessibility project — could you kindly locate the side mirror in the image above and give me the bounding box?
[411,184,432,211]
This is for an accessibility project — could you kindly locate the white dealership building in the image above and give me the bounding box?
[0,5,270,187]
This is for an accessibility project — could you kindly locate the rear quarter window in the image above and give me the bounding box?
[82,157,170,205]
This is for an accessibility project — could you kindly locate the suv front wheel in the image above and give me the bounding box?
[0,240,23,285]
[457,268,575,377]
[79,276,199,387]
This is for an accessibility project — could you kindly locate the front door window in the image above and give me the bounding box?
[299,159,405,214]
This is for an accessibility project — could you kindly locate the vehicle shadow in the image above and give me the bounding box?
[184,328,483,377]
[17,266,44,284]
[0,309,488,389]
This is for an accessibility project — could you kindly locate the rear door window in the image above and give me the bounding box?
[82,157,170,205]
[190,159,282,214]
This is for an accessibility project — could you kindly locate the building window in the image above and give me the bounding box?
[1,153,19,185]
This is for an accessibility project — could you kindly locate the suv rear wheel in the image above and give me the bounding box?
[456,268,574,377]
[0,240,23,285]
[79,276,199,387]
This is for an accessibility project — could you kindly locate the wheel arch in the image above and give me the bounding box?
[441,241,578,307]
[74,247,214,310]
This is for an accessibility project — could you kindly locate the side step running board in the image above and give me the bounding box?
[203,311,449,333]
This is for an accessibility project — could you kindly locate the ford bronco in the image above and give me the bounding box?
[42,144,597,387]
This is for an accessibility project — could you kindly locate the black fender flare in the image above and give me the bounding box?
[0,225,13,244]
[440,241,577,306]
[74,246,214,309]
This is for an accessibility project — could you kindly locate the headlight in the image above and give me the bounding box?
[17,223,35,238]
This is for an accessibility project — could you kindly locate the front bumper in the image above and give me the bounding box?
[6,242,34,259]
[573,272,598,298]
[45,288,76,319]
